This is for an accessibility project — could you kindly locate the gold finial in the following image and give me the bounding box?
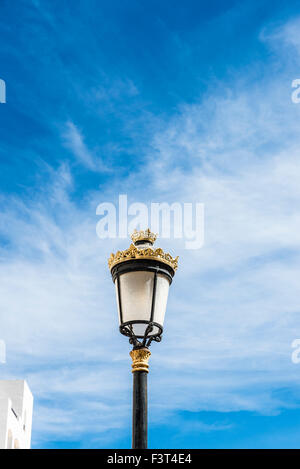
[131,228,157,245]
[130,348,151,373]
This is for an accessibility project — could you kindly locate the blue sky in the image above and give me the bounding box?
[1,0,300,449]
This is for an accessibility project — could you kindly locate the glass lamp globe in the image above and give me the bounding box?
[108,229,178,346]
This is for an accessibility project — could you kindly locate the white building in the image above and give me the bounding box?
[0,380,33,449]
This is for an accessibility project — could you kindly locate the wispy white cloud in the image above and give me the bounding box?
[62,121,108,172]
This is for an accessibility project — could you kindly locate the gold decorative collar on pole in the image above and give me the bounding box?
[130,348,151,373]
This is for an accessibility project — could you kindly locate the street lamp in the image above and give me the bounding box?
[108,229,178,449]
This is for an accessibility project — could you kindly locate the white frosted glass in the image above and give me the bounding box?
[115,281,122,325]
[131,322,161,337]
[119,271,154,323]
[153,274,170,327]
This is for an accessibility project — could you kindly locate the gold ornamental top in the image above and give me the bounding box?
[108,229,179,272]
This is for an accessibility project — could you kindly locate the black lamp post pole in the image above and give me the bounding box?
[130,347,151,449]
[132,369,148,448]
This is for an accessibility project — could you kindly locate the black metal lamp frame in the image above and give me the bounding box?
[111,259,175,348]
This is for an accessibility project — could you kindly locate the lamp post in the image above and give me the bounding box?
[108,229,178,449]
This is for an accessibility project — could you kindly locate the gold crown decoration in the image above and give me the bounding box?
[130,228,157,245]
[108,231,179,273]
